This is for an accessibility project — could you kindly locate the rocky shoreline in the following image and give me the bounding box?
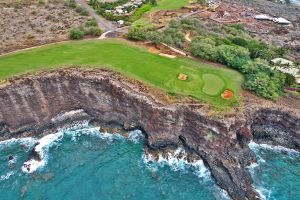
[0,68,299,200]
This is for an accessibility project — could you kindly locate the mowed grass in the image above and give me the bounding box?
[0,39,243,108]
[133,0,189,27]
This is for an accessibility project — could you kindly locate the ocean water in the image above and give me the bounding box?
[0,125,299,200]
[0,125,228,200]
[249,142,300,200]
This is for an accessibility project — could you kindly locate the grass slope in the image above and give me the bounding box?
[133,0,189,27]
[0,39,243,108]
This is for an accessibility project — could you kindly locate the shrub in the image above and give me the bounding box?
[65,0,76,8]
[230,36,249,47]
[145,31,162,44]
[243,72,281,100]
[84,27,102,36]
[85,19,98,27]
[285,73,296,86]
[181,18,205,31]
[246,40,277,60]
[69,27,85,40]
[161,26,185,46]
[75,6,89,16]
[127,26,147,41]
[216,45,250,69]
[191,38,217,61]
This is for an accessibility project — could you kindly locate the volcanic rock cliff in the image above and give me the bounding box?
[0,68,299,200]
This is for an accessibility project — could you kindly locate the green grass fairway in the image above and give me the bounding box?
[133,0,189,27]
[0,39,243,108]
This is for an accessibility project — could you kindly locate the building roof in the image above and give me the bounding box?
[271,58,294,66]
[273,17,291,24]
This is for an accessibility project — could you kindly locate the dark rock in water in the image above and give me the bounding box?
[8,155,14,161]
[0,68,299,200]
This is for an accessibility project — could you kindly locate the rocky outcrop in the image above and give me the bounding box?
[250,109,300,151]
[0,68,299,200]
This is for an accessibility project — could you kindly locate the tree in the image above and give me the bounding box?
[246,40,277,60]
[191,38,218,61]
[216,45,250,69]
[243,72,280,100]
[145,31,162,44]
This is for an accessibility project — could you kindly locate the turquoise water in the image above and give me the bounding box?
[249,142,300,200]
[0,126,299,200]
[0,126,227,200]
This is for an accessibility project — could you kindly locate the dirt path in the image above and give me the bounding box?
[185,32,191,42]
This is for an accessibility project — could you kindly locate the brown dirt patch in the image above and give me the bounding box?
[148,46,160,54]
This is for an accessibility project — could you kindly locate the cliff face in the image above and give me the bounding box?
[0,68,299,200]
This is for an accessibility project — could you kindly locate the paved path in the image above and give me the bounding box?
[75,0,117,32]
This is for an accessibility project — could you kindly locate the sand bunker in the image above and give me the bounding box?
[221,90,234,100]
[178,73,188,81]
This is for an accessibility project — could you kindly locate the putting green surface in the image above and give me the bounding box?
[202,74,225,96]
[0,39,243,107]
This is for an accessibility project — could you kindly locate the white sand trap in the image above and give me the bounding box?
[159,53,176,59]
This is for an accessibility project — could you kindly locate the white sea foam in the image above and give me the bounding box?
[22,132,64,173]
[20,122,142,174]
[58,120,90,133]
[249,141,299,155]
[0,171,15,181]
[127,130,144,143]
[255,186,272,200]
[143,147,210,179]
[0,137,38,151]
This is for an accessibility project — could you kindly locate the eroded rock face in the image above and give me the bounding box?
[0,68,299,200]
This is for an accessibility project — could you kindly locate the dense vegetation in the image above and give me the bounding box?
[88,0,156,21]
[0,39,243,108]
[69,19,102,40]
[128,18,295,100]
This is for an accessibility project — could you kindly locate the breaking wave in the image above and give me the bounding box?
[0,137,38,151]
[249,141,299,156]
[142,147,211,179]
[19,122,144,174]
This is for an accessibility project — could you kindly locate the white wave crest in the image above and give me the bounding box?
[22,132,64,173]
[20,124,139,174]
[255,186,272,200]
[127,130,144,143]
[249,141,299,155]
[0,137,38,151]
[143,147,210,179]
[0,171,15,181]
